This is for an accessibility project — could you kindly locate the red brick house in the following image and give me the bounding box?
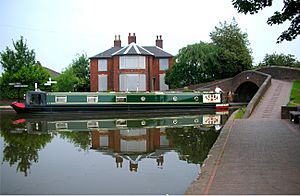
[89,33,173,92]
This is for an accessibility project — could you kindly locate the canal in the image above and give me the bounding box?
[0,110,228,195]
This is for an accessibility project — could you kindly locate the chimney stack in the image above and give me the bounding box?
[114,35,121,47]
[156,35,163,48]
[128,33,136,44]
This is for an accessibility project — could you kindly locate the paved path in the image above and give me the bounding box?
[250,79,292,119]
[186,79,300,194]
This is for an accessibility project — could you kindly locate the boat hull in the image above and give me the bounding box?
[11,103,220,114]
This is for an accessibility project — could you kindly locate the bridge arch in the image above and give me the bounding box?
[234,81,259,102]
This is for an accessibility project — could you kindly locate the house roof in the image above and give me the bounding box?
[90,43,173,59]
[143,46,173,58]
[91,47,122,58]
[43,67,60,77]
[112,43,154,56]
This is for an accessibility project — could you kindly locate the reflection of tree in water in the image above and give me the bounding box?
[166,126,220,164]
[1,129,53,176]
[59,131,90,151]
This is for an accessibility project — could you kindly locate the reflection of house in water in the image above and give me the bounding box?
[91,128,172,172]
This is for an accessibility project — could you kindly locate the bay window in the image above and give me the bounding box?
[120,56,145,69]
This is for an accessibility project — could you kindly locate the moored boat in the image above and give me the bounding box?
[10,91,229,113]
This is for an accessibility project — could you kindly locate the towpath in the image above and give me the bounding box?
[186,79,300,194]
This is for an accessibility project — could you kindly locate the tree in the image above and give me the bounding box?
[232,0,300,43]
[258,52,300,67]
[0,36,50,99]
[165,42,221,88]
[54,53,90,92]
[54,68,80,92]
[210,19,253,78]
[69,53,90,92]
[166,20,253,89]
[0,36,35,72]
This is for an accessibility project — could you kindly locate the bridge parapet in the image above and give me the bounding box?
[196,70,269,95]
[257,66,300,80]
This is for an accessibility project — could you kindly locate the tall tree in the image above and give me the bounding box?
[0,36,50,99]
[166,20,253,89]
[0,36,36,72]
[258,52,300,67]
[69,53,90,92]
[165,42,221,88]
[232,0,300,43]
[210,19,253,78]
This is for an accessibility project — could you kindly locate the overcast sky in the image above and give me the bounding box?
[1,0,299,73]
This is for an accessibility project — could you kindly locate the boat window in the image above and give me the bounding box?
[116,96,127,102]
[87,121,99,128]
[116,119,127,127]
[87,96,98,103]
[56,122,68,129]
[30,94,42,105]
[55,96,67,103]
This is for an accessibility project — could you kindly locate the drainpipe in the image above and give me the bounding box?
[147,56,151,92]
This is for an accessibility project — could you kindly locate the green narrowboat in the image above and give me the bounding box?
[11,91,229,113]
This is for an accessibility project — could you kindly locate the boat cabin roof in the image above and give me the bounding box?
[27,91,47,95]
[45,91,207,96]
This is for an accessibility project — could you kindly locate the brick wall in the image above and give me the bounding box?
[257,66,300,80]
[90,59,98,92]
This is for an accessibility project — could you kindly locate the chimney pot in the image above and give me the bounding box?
[114,34,121,47]
[155,35,163,49]
[128,32,136,44]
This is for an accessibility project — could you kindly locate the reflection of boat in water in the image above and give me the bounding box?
[7,113,226,173]
[11,90,229,114]
[12,113,226,133]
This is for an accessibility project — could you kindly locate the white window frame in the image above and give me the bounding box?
[55,96,67,103]
[87,121,99,128]
[98,75,108,91]
[87,96,98,103]
[98,59,107,71]
[119,56,145,69]
[56,122,68,129]
[119,74,146,92]
[159,58,169,71]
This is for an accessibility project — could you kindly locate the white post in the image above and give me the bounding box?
[35,83,38,91]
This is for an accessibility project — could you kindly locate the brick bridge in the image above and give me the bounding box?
[187,66,300,102]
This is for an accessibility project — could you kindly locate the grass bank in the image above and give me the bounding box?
[235,107,246,119]
[288,81,300,106]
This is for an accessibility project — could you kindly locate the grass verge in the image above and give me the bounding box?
[235,107,246,119]
[288,81,300,106]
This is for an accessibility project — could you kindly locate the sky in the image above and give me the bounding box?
[0,0,299,74]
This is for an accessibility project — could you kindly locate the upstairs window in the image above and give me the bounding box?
[159,58,169,70]
[98,59,107,71]
[120,56,145,69]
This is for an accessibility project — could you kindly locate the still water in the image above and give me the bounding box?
[0,111,228,195]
